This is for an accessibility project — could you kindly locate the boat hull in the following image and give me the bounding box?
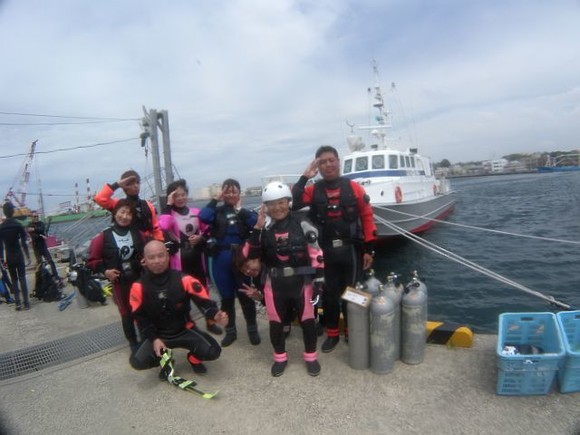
[372,193,456,238]
[537,166,580,173]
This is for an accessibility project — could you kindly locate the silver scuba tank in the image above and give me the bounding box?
[409,270,428,323]
[410,270,428,297]
[370,284,396,374]
[401,273,428,365]
[383,272,403,360]
[347,282,370,370]
[363,269,383,297]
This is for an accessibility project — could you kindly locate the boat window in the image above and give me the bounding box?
[399,155,405,168]
[405,156,411,167]
[372,155,385,169]
[355,157,368,171]
[410,156,416,168]
[343,159,352,174]
[389,155,398,169]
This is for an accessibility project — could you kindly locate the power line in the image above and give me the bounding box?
[7,191,76,198]
[0,120,138,126]
[0,138,139,159]
[0,110,138,121]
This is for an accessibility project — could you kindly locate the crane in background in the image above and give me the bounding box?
[3,140,37,219]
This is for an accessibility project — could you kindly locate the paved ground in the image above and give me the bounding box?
[1,265,579,435]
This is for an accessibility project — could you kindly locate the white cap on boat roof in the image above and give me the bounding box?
[262,182,292,203]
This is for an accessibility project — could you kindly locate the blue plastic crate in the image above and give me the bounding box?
[556,311,580,393]
[496,312,564,395]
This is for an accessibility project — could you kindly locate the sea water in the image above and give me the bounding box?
[375,172,580,332]
[50,172,580,333]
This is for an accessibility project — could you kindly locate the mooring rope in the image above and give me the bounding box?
[373,204,580,245]
[373,213,573,310]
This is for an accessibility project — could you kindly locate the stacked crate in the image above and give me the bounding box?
[496,312,564,395]
[556,311,580,393]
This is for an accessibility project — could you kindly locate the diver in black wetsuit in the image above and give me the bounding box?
[27,212,59,278]
[245,182,325,377]
[292,146,378,353]
[129,240,228,374]
[0,202,31,311]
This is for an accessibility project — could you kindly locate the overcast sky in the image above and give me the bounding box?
[1,0,579,213]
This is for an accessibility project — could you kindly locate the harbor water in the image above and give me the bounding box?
[48,172,580,333]
[375,171,580,332]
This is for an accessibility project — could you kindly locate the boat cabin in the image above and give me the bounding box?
[341,149,433,180]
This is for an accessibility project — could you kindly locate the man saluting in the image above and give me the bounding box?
[292,145,378,353]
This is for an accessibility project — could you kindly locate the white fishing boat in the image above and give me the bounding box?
[342,61,456,238]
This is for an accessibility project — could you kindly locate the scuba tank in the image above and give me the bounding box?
[401,272,428,365]
[383,272,404,360]
[347,282,370,370]
[363,269,383,297]
[410,270,428,298]
[370,284,396,374]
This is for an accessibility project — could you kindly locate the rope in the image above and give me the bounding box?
[373,214,573,310]
[373,204,580,245]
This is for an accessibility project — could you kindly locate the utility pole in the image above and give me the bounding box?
[141,107,174,204]
[38,181,46,218]
[159,110,174,185]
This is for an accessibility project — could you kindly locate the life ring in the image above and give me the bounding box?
[395,186,403,203]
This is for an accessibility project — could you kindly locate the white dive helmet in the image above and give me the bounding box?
[262,181,292,203]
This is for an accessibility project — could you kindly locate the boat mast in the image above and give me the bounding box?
[359,60,390,148]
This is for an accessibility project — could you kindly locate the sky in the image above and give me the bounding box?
[1,0,579,213]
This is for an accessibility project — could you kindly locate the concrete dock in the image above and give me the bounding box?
[1,268,579,435]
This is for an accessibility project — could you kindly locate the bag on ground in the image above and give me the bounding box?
[73,263,105,303]
[34,262,62,302]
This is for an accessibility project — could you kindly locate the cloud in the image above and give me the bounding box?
[1,0,580,212]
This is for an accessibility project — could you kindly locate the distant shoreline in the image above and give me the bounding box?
[192,173,555,199]
[191,193,262,202]
[447,170,542,179]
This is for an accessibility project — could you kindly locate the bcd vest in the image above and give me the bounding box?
[263,215,310,269]
[127,197,154,234]
[102,226,143,280]
[139,270,190,337]
[307,178,361,245]
[211,206,250,243]
[171,207,201,244]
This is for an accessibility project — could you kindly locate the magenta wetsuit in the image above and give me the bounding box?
[158,205,208,282]
[246,213,324,366]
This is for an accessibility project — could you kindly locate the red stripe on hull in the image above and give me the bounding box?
[409,204,455,235]
[376,203,455,242]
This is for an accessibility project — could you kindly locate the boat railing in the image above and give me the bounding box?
[436,176,451,195]
[49,210,111,261]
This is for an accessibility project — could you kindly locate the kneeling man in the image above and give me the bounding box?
[129,240,228,374]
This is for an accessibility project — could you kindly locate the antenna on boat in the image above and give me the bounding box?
[351,60,391,149]
[371,60,390,129]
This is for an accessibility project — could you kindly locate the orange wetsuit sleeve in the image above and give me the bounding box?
[182,275,219,320]
[146,201,164,241]
[94,183,119,211]
[129,282,144,313]
[130,281,160,341]
[291,175,315,210]
[351,181,378,245]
